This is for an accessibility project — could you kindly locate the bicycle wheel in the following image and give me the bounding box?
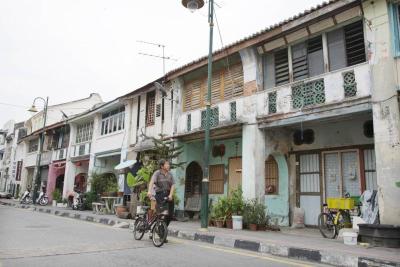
[318,212,337,239]
[133,218,146,240]
[152,220,168,247]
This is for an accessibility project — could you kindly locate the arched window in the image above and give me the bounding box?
[265,156,279,194]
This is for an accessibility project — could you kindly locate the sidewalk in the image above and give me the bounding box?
[1,198,399,267]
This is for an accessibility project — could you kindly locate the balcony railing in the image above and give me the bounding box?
[71,142,91,158]
[52,148,67,161]
[264,63,371,116]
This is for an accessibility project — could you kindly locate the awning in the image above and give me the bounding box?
[114,160,136,170]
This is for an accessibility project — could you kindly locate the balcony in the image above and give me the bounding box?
[259,63,371,120]
[71,142,91,158]
[176,63,371,135]
[52,148,67,161]
[177,98,244,136]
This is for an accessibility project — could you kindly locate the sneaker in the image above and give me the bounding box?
[164,239,168,243]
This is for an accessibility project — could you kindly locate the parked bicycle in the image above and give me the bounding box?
[318,193,361,239]
[133,198,169,247]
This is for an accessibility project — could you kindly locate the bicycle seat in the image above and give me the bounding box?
[323,203,328,207]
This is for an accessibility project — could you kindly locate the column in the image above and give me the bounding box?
[242,124,265,200]
[364,0,400,224]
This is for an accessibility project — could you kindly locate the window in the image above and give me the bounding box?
[291,36,324,81]
[183,64,244,112]
[201,107,219,129]
[265,156,279,194]
[100,107,125,135]
[156,103,161,118]
[146,91,156,126]
[136,95,141,128]
[389,3,400,57]
[28,139,39,153]
[76,122,93,144]
[275,48,290,86]
[209,164,224,194]
[327,20,366,71]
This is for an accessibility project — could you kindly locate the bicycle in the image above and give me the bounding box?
[133,198,169,247]
[318,195,361,239]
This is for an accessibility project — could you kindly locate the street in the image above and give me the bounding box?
[0,206,327,267]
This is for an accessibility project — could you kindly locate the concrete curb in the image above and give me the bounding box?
[2,201,399,267]
[167,229,400,267]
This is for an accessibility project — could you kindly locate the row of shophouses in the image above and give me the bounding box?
[1,0,400,226]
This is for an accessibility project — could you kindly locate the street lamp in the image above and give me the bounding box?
[182,0,214,229]
[28,97,49,204]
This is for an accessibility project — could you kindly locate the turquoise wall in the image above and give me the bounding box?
[265,153,289,226]
[173,138,242,210]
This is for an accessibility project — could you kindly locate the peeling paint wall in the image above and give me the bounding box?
[363,0,400,224]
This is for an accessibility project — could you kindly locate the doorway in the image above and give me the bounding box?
[297,153,321,226]
[228,157,242,192]
[323,150,361,199]
[185,162,203,198]
[55,175,64,192]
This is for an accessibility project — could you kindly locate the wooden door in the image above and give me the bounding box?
[228,157,242,192]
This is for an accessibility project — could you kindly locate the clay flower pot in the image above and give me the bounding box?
[225,219,233,229]
[249,223,258,231]
[215,220,225,228]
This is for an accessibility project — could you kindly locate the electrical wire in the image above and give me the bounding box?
[214,7,237,93]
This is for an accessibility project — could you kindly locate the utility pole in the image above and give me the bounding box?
[29,97,49,204]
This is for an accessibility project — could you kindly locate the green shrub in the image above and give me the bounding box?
[90,172,117,194]
[52,189,62,203]
[230,187,244,215]
[83,191,99,210]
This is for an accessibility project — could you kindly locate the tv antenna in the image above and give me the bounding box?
[137,40,178,79]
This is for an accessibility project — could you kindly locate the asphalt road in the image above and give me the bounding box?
[0,206,327,267]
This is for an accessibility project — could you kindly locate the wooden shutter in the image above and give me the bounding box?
[146,91,155,126]
[184,80,202,111]
[327,28,347,71]
[275,48,290,85]
[224,64,244,99]
[307,36,324,77]
[292,41,308,81]
[209,164,224,194]
[344,20,366,66]
[265,156,279,194]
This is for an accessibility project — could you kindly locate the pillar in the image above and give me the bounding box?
[364,0,400,224]
[242,124,265,200]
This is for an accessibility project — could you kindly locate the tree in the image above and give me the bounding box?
[140,133,185,171]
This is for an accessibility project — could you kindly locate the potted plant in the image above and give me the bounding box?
[244,199,258,231]
[230,187,244,230]
[212,198,225,228]
[256,202,268,231]
[52,189,62,207]
[105,181,119,197]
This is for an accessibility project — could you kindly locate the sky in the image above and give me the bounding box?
[0,0,325,127]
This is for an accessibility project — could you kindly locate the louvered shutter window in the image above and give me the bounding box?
[274,48,290,86]
[209,164,224,194]
[146,92,155,126]
[292,42,308,81]
[307,36,324,77]
[344,20,366,66]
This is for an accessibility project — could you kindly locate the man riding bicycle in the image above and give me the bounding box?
[147,159,175,227]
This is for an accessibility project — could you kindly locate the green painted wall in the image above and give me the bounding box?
[265,153,289,226]
[173,138,242,210]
